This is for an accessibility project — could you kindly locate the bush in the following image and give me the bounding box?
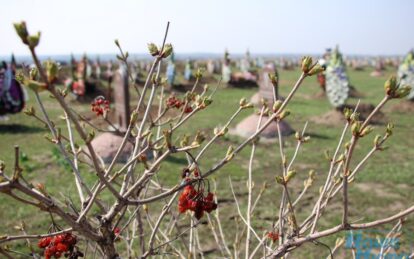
[0,21,412,258]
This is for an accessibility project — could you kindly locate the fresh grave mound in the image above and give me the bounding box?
[389,100,414,113]
[313,91,326,99]
[170,83,205,94]
[310,109,347,126]
[349,85,365,98]
[227,77,258,88]
[311,103,386,126]
[310,85,364,100]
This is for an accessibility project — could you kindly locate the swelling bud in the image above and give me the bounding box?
[268,72,278,86]
[394,85,411,98]
[45,60,59,83]
[301,56,313,74]
[307,64,325,76]
[161,43,173,58]
[147,43,159,56]
[27,32,41,48]
[384,75,398,96]
[13,21,29,45]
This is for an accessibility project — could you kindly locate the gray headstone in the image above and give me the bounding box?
[113,64,130,131]
[207,60,215,74]
[257,64,277,104]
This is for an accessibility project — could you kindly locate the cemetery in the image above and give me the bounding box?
[1,1,414,258]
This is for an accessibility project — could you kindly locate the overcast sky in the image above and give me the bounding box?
[1,0,413,56]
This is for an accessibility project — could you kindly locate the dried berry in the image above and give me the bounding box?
[166,95,183,109]
[184,106,193,113]
[91,97,110,116]
[178,184,217,219]
[39,232,79,259]
[114,227,121,236]
[38,237,52,248]
[267,231,279,243]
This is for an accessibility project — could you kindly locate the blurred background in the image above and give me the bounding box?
[1,0,414,59]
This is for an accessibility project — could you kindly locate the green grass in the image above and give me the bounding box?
[1,66,414,258]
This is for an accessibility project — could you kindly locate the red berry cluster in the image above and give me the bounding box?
[114,227,121,237]
[166,96,183,109]
[184,106,193,113]
[178,184,217,220]
[166,96,193,114]
[266,231,279,243]
[91,97,110,116]
[38,233,78,259]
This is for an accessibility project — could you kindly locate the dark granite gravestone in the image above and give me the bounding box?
[250,64,277,105]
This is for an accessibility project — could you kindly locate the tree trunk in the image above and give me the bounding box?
[99,240,118,259]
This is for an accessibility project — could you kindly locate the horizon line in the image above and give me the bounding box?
[0,51,406,59]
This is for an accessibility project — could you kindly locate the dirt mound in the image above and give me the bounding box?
[313,91,326,99]
[311,103,386,126]
[349,85,365,98]
[170,83,205,93]
[348,103,386,124]
[311,110,346,126]
[306,87,362,101]
[389,100,414,113]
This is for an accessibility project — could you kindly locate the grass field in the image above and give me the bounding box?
[1,66,414,258]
